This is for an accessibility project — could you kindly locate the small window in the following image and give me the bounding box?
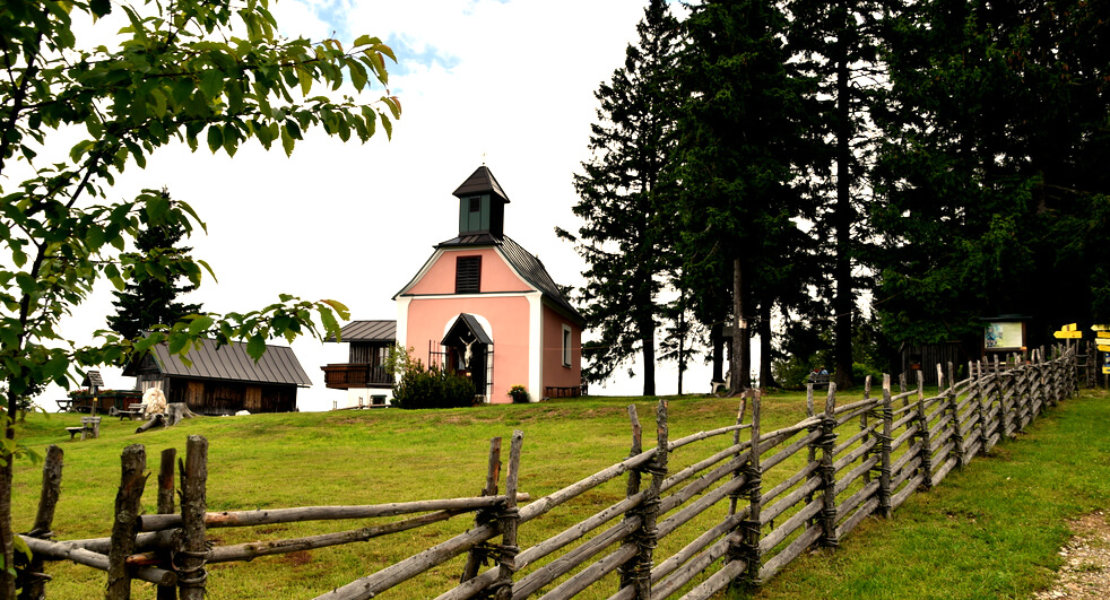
[456,256,481,294]
[562,325,572,367]
[469,197,481,213]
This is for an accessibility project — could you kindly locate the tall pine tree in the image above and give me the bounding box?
[559,0,681,395]
[675,0,817,393]
[872,0,1109,345]
[107,188,204,341]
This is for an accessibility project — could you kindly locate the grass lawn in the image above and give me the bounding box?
[10,387,1107,599]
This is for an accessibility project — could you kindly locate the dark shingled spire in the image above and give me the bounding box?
[452,166,510,203]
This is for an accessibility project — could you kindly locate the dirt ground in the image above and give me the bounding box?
[1033,511,1110,599]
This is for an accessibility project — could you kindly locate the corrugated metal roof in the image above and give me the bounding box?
[452,166,510,203]
[499,236,584,323]
[326,320,397,343]
[149,338,312,387]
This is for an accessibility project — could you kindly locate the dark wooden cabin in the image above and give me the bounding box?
[321,320,396,391]
[124,338,312,415]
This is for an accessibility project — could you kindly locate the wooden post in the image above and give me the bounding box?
[618,405,643,591]
[861,376,872,486]
[460,437,501,585]
[106,445,147,600]
[178,436,208,600]
[804,383,818,529]
[975,362,990,454]
[819,384,838,547]
[877,376,893,518]
[915,370,932,490]
[736,389,762,590]
[156,449,176,600]
[727,395,748,517]
[631,399,669,599]
[491,431,523,600]
[20,445,63,600]
[947,362,965,469]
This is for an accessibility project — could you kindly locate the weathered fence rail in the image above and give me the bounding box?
[22,348,1077,599]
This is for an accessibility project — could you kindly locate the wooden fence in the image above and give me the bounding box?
[19,347,1078,599]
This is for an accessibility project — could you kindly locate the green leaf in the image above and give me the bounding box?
[199,69,224,100]
[188,315,214,336]
[247,334,266,360]
[280,125,294,157]
[207,125,224,153]
[321,299,350,320]
[145,192,171,224]
[168,333,189,355]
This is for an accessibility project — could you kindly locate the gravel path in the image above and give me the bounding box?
[1033,511,1110,600]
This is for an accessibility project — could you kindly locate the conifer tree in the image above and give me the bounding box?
[559,0,681,395]
[107,189,204,342]
[675,0,817,394]
[872,0,1110,343]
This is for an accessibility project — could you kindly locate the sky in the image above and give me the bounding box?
[31,0,731,412]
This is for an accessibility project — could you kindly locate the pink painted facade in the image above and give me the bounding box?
[392,165,585,404]
[397,245,584,403]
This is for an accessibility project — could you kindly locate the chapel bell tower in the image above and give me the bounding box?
[453,166,510,239]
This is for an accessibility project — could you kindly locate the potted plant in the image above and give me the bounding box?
[508,385,530,404]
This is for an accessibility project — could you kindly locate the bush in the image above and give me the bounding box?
[393,362,476,410]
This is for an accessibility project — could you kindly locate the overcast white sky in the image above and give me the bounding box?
[32,0,728,411]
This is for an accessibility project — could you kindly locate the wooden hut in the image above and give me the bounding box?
[125,337,312,415]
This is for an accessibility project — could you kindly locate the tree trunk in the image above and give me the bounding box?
[833,6,855,390]
[640,317,657,397]
[1,390,16,598]
[759,301,777,389]
[711,323,725,384]
[731,257,750,394]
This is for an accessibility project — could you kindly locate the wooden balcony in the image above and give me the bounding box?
[321,364,393,390]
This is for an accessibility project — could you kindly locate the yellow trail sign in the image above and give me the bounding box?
[1098,345,1110,353]
[1054,330,1083,339]
[1064,323,1078,331]
[1098,331,1110,339]
[1092,324,1110,331]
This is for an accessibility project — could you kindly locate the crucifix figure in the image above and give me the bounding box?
[462,335,477,370]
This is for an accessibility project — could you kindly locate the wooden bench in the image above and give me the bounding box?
[111,402,144,421]
[65,416,101,440]
[55,398,75,413]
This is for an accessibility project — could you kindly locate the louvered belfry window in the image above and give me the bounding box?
[456,256,481,293]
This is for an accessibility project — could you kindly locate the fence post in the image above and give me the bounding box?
[107,444,147,600]
[631,399,668,599]
[947,362,965,469]
[741,390,763,586]
[804,384,818,530]
[819,384,838,548]
[492,431,523,600]
[860,376,872,488]
[617,406,643,592]
[995,354,1012,439]
[156,448,176,600]
[915,370,932,491]
[460,437,502,586]
[974,362,990,455]
[727,396,749,517]
[877,376,893,518]
[178,435,208,600]
[20,445,63,600]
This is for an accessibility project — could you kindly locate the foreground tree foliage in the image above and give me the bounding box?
[0,0,399,592]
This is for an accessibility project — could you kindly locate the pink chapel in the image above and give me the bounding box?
[321,166,585,406]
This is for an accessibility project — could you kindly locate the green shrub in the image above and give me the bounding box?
[392,359,476,410]
[508,385,530,403]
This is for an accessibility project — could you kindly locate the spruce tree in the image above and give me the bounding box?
[107,188,204,341]
[675,0,817,394]
[872,0,1110,344]
[559,0,681,395]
